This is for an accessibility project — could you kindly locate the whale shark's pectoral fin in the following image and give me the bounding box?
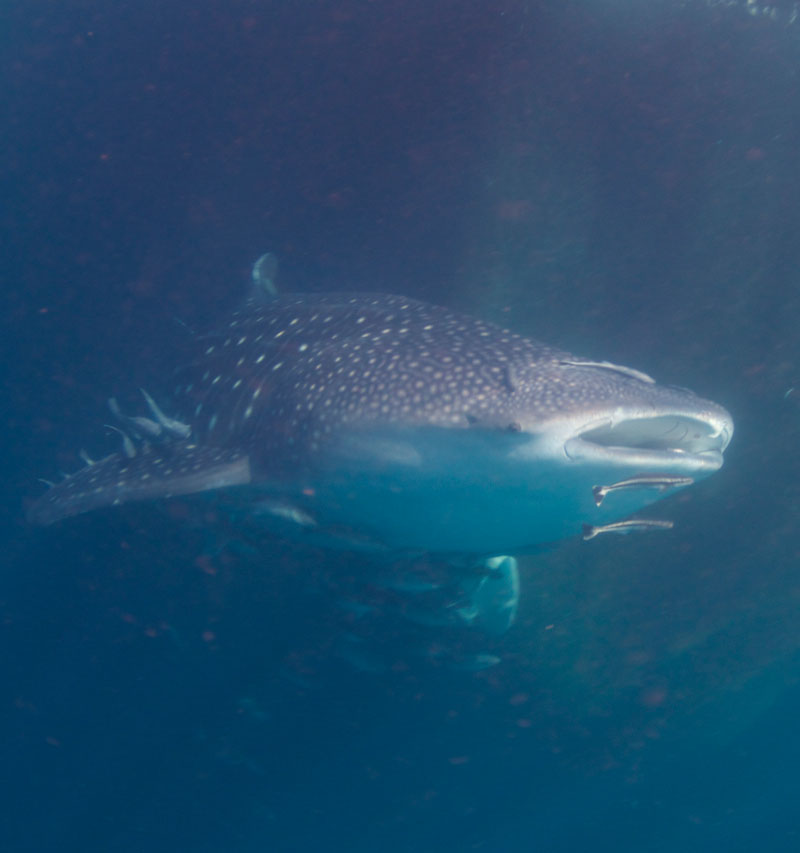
[27,442,252,526]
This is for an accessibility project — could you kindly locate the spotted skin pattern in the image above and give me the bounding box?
[174,293,571,456]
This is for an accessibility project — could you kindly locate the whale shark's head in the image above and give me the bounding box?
[28,291,732,557]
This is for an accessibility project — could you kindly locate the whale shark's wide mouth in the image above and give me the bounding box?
[566,411,733,471]
[579,413,731,454]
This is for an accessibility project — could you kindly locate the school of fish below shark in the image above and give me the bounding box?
[28,254,733,671]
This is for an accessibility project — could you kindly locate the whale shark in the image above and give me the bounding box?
[27,258,732,652]
[29,261,732,556]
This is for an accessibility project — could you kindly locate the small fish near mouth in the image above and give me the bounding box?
[582,518,675,541]
[592,474,695,507]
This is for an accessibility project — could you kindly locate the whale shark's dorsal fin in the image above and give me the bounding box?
[250,252,279,302]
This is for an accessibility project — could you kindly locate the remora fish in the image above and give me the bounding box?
[28,268,733,557]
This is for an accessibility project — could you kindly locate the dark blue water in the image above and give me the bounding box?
[3,1,800,850]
